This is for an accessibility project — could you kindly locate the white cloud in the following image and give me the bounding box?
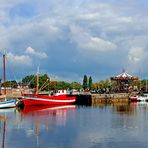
[80,37,117,51]
[0,0,148,80]
[128,47,146,64]
[7,52,32,67]
[70,25,116,52]
[25,47,48,59]
[78,12,101,21]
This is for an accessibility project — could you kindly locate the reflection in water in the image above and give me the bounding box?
[18,105,76,126]
[113,103,133,114]
[1,103,148,148]
[0,106,75,148]
[17,105,76,146]
[111,102,148,136]
[0,114,6,148]
[0,108,16,148]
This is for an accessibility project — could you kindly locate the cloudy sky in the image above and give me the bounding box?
[0,0,148,82]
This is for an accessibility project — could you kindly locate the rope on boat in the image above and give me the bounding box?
[38,79,50,93]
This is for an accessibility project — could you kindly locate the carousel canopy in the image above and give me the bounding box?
[116,72,132,78]
[111,71,138,80]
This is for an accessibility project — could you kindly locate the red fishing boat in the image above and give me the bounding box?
[18,69,76,106]
[21,90,76,106]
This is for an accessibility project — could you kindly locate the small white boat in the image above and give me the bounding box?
[0,54,16,109]
[130,93,148,102]
[0,99,16,109]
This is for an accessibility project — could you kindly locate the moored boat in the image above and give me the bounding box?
[17,67,76,106]
[0,54,16,109]
[129,93,148,102]
[0,99,16,109]
[20,90,76,106]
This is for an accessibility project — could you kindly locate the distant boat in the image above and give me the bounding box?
[17,68,76,106]
[0,54,16,109]
[129,93,148,102]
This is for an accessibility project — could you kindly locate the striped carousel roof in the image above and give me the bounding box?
[116,72,132,78]
[111,71,138,80]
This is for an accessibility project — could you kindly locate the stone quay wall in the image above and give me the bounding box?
[91,93,129,105]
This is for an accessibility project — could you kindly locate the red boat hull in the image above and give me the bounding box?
[21,94,76,106]
[130,97,138,102]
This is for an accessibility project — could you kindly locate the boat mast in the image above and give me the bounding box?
[3,54,6,96]
[36,67,39,95]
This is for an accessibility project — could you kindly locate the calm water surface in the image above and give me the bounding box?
[0,102,148,148]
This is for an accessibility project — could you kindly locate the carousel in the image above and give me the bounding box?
[111,71,138,93]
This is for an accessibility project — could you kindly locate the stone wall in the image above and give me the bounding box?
[91,93,129,105]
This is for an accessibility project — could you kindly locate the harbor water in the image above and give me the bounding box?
[0,102,148,148]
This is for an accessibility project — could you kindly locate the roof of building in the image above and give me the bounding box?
[111,71,138,80]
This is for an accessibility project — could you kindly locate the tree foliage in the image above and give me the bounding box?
[83,75,88,90]
[22,75,35,88]
[2,73,144,93]
[22,74,50,91]
[22,74,82,91]
[88,76,92,90]
[70,82,81,90]
[91,79,111,90]
[2,80,17,88]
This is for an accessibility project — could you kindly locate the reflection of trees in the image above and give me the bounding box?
[110,103,148,131]
[113,103,134,115]
[111,103,137,129]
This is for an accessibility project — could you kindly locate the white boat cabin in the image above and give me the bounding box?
[54,90,69,96]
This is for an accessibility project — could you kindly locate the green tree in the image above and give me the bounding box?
[56,81,71,90]
[88,76,92,90]
[22,74,50,91]
[2,80,17,88]
[22,75,35,88]
[70,82,81,90]
[39,74,50,91]
[83,75,88,90]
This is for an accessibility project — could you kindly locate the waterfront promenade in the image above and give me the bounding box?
[1,89,133,105]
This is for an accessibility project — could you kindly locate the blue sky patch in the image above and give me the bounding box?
[9,3,37,19]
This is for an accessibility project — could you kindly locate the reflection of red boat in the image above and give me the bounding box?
[18,105,76,142]
[20,105,76,115]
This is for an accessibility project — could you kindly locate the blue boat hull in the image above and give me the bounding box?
[0,100,16,108]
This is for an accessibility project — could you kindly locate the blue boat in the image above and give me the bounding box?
[0,99,16,108]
